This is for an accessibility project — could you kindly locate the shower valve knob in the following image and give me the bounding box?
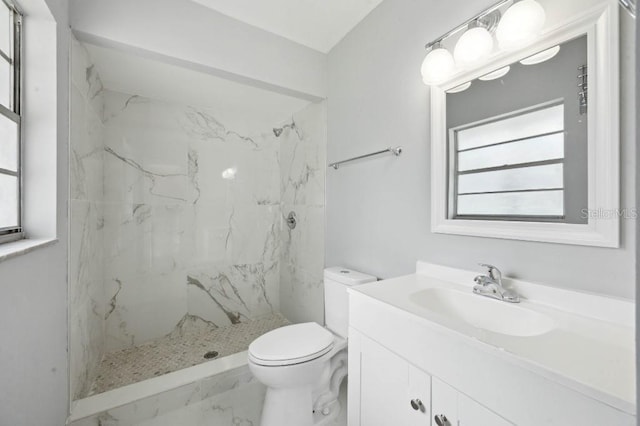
[286,211,297,230]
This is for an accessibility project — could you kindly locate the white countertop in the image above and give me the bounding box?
[351,262,636,414]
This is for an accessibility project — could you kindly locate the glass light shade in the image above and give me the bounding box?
[496,0,546,51]
[421,48,456,85]
[453,27,494,66]
[520,45,560,65]
[479,66,511,81]
[446,81,472,93]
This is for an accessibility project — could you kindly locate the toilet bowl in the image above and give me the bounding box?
[248,267,376,426]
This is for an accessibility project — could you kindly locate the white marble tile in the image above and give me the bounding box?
[70,370,347,426]
[70,94,104,202]
[135,380,266,426]
[198,366,256,400]
[182,203,232,268]
[69,36,107,401]
[280,101,327,207]
[228,205,281,265]
[99,382,201,426]
[104,270,188,351]
[71,37,105,118]
[179,106,261,151]
[103,92,187,205]
[186,262,278,327]
[278,101,327,325]
[102,202,189,350]
[103,203,187,279]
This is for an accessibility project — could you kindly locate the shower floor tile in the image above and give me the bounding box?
[90,313,290,395]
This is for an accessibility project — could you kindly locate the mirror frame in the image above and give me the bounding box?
[430,0,620,247]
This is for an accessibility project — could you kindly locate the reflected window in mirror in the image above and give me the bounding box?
[446,35,587,224]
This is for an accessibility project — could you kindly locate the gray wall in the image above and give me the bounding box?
[0,0,70,424]
[326,0,636,299]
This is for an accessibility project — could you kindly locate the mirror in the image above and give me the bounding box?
[430,2,619,247]
[446,35,587,224]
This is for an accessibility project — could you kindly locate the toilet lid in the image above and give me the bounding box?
[248,323,334,366]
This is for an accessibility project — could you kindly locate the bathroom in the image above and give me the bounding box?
[0,0,637,425]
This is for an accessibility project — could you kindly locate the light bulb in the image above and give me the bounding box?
[421,47,455,85]
[496,0,546,51]
[454,26,494,66]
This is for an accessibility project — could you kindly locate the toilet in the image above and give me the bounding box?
[248,267,376,426]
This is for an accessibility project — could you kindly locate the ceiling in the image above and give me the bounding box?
[189,0,385,53]
[85,43,310,133]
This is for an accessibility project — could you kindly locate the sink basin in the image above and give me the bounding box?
[410,288,556,337]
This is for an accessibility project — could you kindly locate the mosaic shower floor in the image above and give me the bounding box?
[90,313,290,395]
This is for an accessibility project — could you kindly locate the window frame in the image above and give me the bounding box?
[448,100,567,223]
[0,0,22,244]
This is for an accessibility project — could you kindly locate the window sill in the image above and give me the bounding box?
[0,238,58,263]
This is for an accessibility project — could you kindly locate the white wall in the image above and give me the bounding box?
[0,0,70,424]
[326,0,636,299]
[69,0,327,101]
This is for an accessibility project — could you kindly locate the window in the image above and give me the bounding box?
[449,102,565,221]
[0,0,21,243]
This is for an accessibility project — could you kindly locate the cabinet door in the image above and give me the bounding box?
[458,393,512,426]
[432,378,512,426]
[432,377,459,426]
[358,334,431,426]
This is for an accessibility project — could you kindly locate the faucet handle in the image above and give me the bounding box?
[478,263,502,283]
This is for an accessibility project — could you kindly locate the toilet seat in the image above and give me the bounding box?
[248,323,335,366]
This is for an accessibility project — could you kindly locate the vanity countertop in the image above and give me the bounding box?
[350,262,636,415]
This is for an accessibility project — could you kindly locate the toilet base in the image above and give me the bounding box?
[261,386,314,426]
[313,398,341,426]
[260,387,342,426]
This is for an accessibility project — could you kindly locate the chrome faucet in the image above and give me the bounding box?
[473,263,520,303]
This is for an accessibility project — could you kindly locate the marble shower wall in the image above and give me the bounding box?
[278,102,327,324]
[69,37,106,400]
[102,91,282,351]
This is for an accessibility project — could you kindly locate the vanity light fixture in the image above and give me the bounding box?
[421,43,456,85]
[478,65,511,81]
[496,0,546,51]
[446,81,472,93]
[420,0,549,87]
[520,45,561,65]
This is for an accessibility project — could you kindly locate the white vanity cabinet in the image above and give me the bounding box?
[432,378,512,426]
[349,331,431,426]
[349,329,511,426]
[346,264,636,426]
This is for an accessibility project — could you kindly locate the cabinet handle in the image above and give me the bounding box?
[410,398,425,412]
[434,414,449,426]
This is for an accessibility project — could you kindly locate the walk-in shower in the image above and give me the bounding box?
[68,37,327,423]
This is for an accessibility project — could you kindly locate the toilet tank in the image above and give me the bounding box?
[324,267,376,338]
